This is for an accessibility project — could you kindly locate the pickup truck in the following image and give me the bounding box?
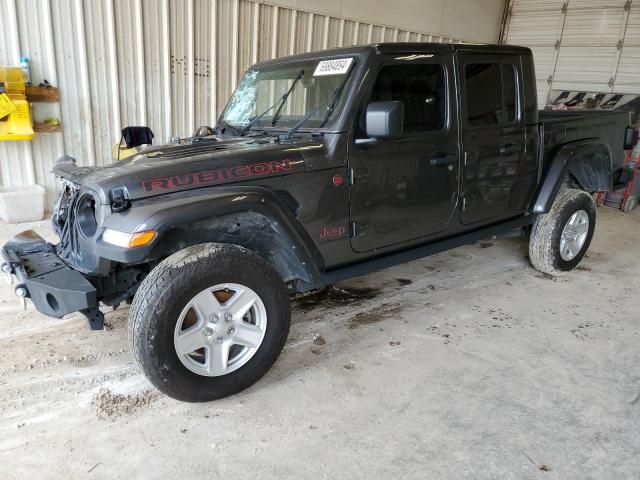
[2,43,636,402]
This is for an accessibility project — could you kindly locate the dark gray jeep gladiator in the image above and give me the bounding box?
[2,43,636,402]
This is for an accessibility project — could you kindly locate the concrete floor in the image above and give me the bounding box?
[0,206,639,479]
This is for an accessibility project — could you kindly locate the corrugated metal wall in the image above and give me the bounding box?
[0,0,461,208]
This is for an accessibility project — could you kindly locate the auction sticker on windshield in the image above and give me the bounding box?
[314,58,354,76]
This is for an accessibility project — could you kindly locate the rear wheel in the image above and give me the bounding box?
[129,243,290,402]
[529,189,596,275]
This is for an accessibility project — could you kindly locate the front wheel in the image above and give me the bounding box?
[529,188,596,275]
[129,243,290,402]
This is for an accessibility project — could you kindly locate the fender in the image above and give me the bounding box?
[532,139,612,214]
[94,186,324,288]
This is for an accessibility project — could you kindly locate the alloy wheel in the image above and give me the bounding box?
[173,283,267,376]
[559,210,589,261]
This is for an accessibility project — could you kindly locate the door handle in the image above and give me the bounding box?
[430,155,454,167]
[499,143,522,156]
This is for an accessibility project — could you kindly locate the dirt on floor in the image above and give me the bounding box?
[1,207,639,479]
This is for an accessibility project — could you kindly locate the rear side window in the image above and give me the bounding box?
[465,63,517,127]
[370,63,446,133]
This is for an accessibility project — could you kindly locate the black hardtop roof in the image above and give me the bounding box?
[253,42,532,68]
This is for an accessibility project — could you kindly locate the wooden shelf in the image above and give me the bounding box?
[25,86,59,102]
[33,122,62,133]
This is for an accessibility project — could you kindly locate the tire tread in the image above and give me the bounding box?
[529,188,595,275]
[129,243,290,402]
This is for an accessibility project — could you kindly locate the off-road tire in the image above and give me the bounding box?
[529,188,596,275]
[129,243,290,402]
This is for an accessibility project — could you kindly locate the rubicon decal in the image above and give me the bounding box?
[142,159,294,192]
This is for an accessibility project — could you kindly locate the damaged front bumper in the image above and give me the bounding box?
[1,230,104,329]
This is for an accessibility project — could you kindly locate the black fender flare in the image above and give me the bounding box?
[532,139,612,214]
[95,186,324,287]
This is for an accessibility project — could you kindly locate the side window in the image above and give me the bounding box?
[370,63,447,133]
[465,63,517,127]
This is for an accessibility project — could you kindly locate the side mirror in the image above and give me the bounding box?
[624,125,638,150]
[365,101,404,138]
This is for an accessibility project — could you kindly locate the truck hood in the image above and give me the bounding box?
[53,136,311,204]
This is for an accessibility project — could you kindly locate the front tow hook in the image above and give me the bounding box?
[14,284,28,310]
[2,262,13,285]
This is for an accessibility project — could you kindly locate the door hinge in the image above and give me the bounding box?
[461,196,467,212]
[349,168,355,185]
[350,221,357,237]
[463,151,468,167]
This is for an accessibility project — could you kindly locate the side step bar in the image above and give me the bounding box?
[309,215,535,290]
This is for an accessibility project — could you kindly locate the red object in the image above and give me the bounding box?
[604,148,639,211]
[332,174,343,187]
[621,154,640,210]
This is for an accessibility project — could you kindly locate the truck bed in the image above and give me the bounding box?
[539,109,630,172]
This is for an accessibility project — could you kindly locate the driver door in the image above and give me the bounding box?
[348,54,460,253]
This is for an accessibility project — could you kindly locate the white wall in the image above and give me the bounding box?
[0,0,504,208]
[267,0,505,43]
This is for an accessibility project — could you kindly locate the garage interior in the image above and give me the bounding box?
[1,1,639,478]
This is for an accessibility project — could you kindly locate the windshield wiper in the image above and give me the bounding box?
[238,70,304,136]
[284,65,354,139]
[283,95,334,140]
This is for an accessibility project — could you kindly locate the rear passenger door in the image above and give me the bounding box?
[458,55,528,225]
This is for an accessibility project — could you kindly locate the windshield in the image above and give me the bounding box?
[220,57,356,131]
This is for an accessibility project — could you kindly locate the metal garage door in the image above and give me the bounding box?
[502,0,639,106]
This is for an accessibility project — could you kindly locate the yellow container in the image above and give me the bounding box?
[0,93,17,119]
[0,67,26,95]
[112,143,140,161]
[0,98,34,140]
[0,66,34,140]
